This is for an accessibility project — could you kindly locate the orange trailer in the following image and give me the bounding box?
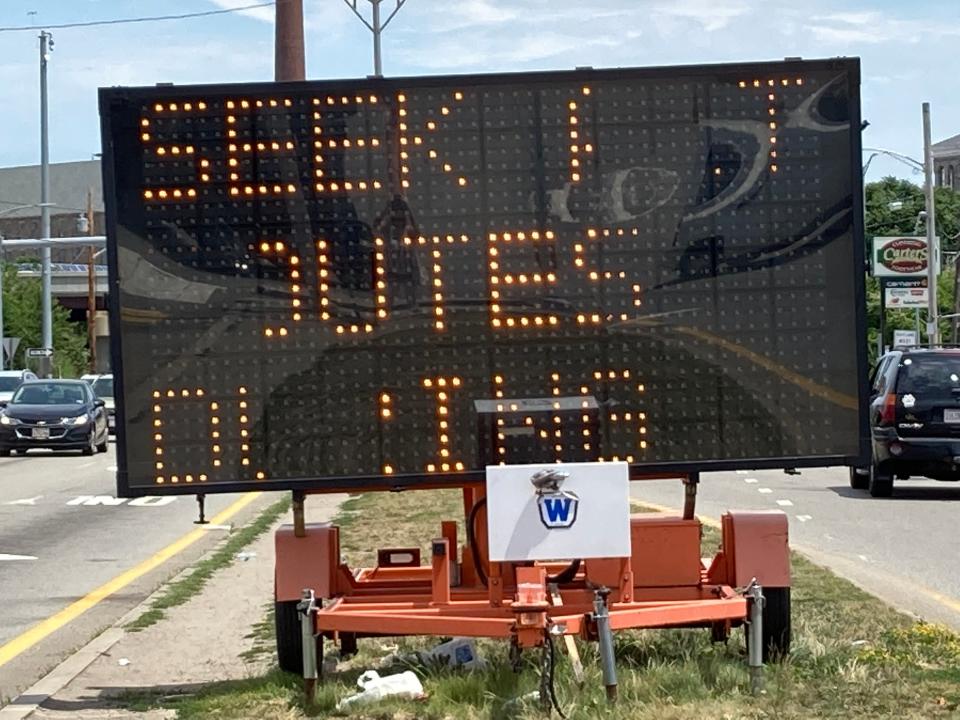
[274,473,791,704]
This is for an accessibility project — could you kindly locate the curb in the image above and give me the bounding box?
[0,507,262,719]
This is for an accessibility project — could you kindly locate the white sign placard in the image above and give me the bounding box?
[884,278,928,309]
[892,329,918,348]
[485,461,631,562]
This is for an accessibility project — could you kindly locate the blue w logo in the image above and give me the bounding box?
[538,494,579,529]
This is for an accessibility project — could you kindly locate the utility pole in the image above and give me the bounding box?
[86,188,97,373]
[922,102,939,346]
[275,0,305,82]
[342,0,408,77]
[39,30,53,377]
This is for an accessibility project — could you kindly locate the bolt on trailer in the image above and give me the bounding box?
[99,57,868,704]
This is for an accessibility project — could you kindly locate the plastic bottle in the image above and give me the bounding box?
[335,670,424,709]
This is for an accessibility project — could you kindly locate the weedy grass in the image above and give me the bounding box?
[126,496,291,631]
[125,490,960,718]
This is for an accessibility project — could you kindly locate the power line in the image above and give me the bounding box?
[0,2,276,33]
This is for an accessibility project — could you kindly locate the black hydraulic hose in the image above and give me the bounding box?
[547,633,568,719]
[548,558,581,585]
[467,498,582,587]
[467,497,489,587]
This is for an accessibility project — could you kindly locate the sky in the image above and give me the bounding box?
[0,0,957,186]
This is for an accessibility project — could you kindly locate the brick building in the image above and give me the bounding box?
[933,134,960,191]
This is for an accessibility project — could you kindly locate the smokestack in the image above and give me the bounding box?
[275,0,306,81]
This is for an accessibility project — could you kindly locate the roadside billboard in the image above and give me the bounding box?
[884,278,929,309]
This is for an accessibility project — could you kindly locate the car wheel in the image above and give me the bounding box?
[82,433,96,456]
[849,466,869,490]
[869,463,894,498]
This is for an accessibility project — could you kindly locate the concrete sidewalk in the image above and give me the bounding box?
[6,494,345,720]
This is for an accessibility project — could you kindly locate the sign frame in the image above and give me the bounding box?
[100,58,870,497]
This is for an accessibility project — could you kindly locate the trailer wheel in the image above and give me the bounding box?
[746,587,791,662]
[275,599,321,675]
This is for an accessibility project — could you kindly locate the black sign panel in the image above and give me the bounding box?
[100,59,868,497]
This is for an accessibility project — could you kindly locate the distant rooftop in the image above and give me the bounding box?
[0,159,103,219]
[932,133,960,160]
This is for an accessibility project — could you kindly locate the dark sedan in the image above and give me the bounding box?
[0,380,110,456]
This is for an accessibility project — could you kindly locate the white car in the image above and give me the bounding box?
[81,373,116,433]
[0,369,38,406]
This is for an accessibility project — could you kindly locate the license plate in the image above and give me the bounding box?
[32,427,50,440]
[945,409,960,423]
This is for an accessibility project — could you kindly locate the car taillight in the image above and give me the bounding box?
[879,393,897,426]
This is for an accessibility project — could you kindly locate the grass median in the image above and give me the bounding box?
[130,489,960,719]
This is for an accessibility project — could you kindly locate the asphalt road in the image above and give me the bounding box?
[631,467,960,629]
[0,444,273,702]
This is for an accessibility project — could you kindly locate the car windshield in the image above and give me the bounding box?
[91,378,114,398]
[896,355,960,395]
[11,383,87,405]
[0,377,21,392]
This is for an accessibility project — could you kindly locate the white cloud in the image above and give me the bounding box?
[652,0,753,33]
[805,10,960,45]
[209,0,277,23]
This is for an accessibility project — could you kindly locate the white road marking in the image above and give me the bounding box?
[5,495,43,506]
[744,478,758,484]
[66,495,177,507]
[67,495,127,506]
[735,470,749,475]
[106,465,118,472]
[0,553,38,561]
[796,514,813,522]
[858,554,870,562]
[201,523,233,531]
[776,499,794,507]
[127,496,176,507]
[758,488,772,494]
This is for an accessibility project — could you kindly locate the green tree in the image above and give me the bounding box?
[866,176,960,248]
[1,260,89,377]
[864,178,960,364]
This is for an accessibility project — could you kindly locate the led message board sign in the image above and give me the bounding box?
[100,59,868,496]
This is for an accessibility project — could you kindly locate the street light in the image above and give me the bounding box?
[342,0,408,77]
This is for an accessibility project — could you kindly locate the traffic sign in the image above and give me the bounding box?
[26,347,53,358]
[1,337,20,363]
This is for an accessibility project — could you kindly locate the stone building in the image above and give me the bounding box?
[933,134,960,191]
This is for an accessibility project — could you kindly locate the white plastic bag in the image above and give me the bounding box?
[335,670,424,709]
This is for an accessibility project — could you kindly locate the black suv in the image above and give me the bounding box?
[854,348,960,497]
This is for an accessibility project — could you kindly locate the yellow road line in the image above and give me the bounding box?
[0,491,262,669]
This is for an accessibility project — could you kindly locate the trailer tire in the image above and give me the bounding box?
[746,587,791,662]
[275,599,321,675]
